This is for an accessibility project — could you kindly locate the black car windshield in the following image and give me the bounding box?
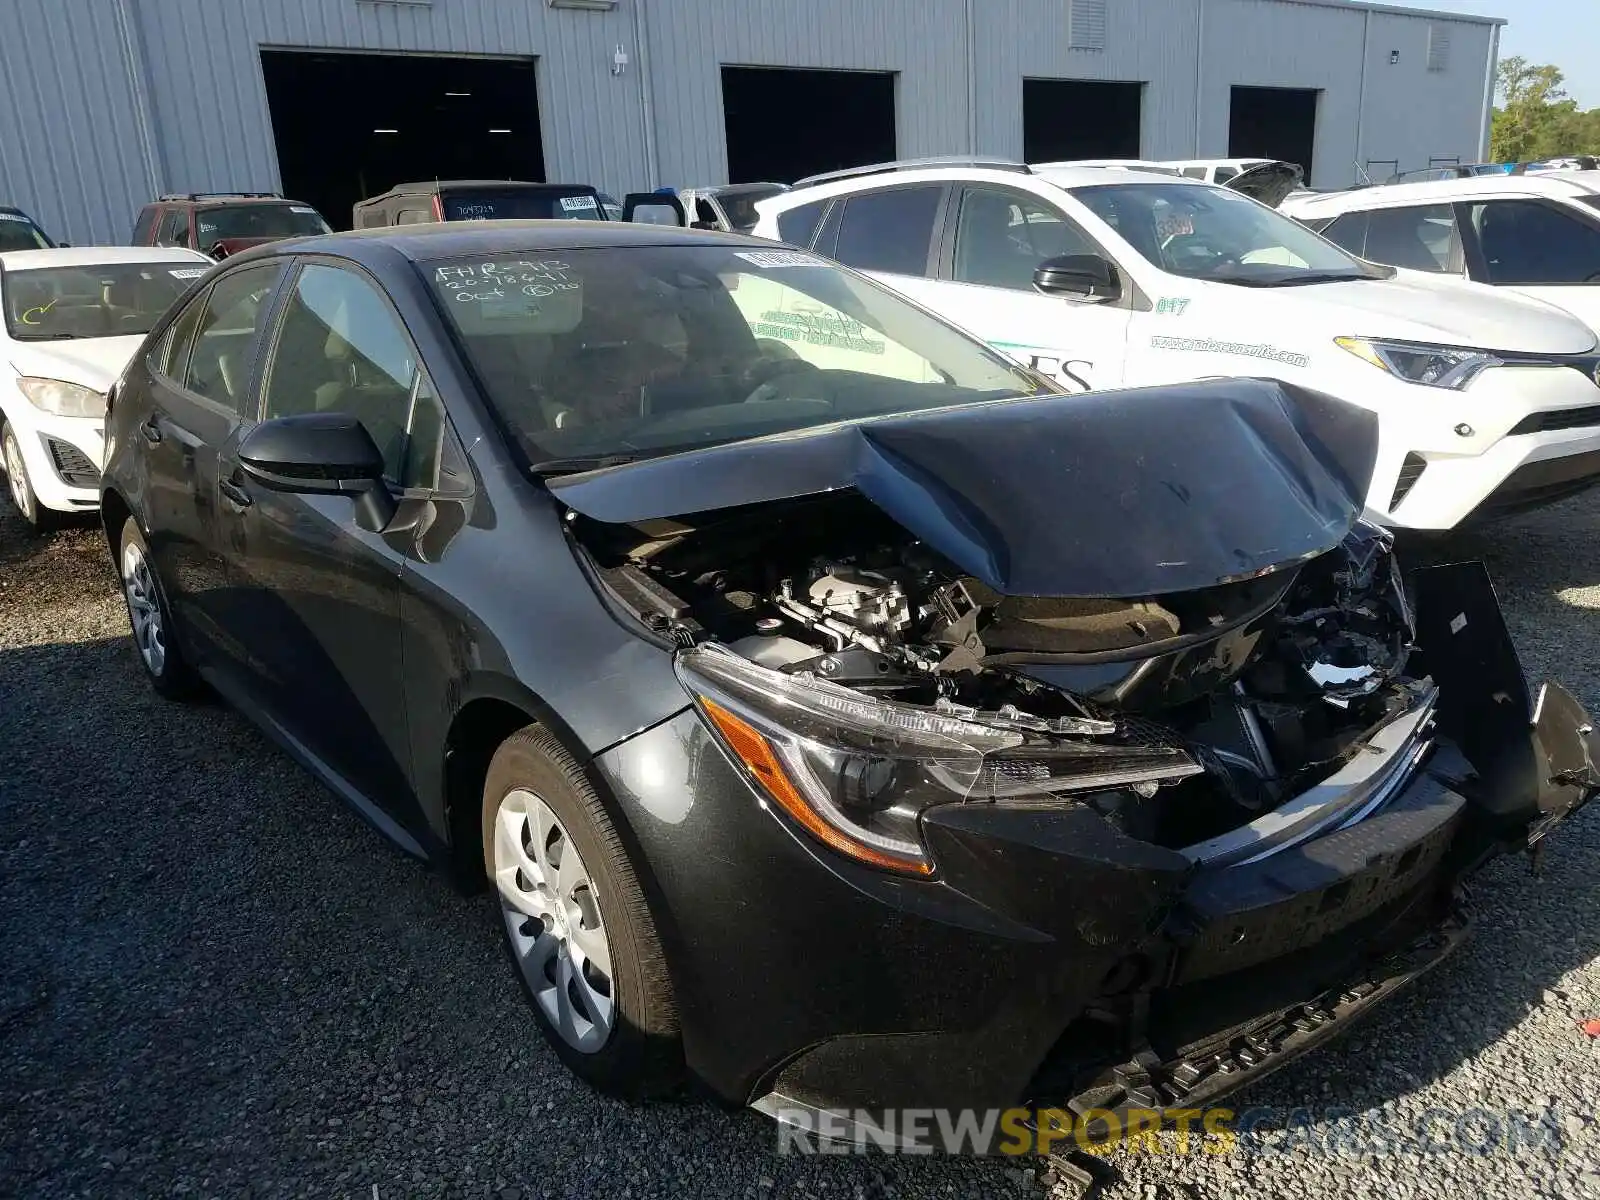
[423,244,1050,465]
[195,203,331,244]
[0,212,51,251]
[3,261,207,341]
[715,186,787,232]
[1071,182,1387,285]
[441,190,604,222]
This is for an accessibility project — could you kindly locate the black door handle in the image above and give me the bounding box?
[138,417,162,444]
[219,477,252,509]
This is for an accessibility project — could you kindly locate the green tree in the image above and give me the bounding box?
[1490,56,1600,161]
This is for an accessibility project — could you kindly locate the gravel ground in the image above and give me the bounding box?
[2,498,1599,1200]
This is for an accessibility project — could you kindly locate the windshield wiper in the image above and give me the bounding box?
[13,331,79,340]
[1220,270,1374,288]
[529,454,643,475]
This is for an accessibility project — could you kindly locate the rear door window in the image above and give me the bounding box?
[776,199,828,249]
[153,287,209,381]
[1322,204,1459,273]
[1467,199,1600,284]
[158,208,191,248]
[181,262,283,410]
[831,186,944,278]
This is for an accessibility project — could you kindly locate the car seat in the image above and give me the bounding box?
[102,277,150,329]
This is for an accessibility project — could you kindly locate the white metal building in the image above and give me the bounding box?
[2,0,1502,244]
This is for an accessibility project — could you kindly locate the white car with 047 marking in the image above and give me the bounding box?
[753,160,1600,530]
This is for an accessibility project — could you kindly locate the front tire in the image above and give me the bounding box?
[482,726,681,1098]
[2,419,58,535]
[117,516,201,700]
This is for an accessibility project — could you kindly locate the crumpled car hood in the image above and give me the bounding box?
[549,377,1379,598]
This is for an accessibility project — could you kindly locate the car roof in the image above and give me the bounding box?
[221,218,770,269]
[1031,164,1211,188]
[1287,172,1600,214]
[156,195,303,207]
[0,245,212,271]
[760,162,1202,213]
[363,180,595,198]
[1037,158,1179,173]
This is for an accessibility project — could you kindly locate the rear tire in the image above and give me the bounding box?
[117,516,202,700]
[482,725,682,1098]
[2,420,59,535]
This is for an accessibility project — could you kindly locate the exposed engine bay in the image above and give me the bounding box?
[576,491,1430,860]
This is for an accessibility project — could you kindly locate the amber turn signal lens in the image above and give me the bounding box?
[700,697,935,876]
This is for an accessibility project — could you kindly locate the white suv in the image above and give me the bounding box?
[1284,173,1600,330]
[1,246,211,531]
[752,159,1600,531]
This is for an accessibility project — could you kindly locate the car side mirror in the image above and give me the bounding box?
[621,193,687,226]
[237,413,396,529]
[1033,254,1122,303]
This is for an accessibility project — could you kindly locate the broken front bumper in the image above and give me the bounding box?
[591,560,1599,1119]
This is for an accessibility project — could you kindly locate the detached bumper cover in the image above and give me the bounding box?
[592,562,1599,1115]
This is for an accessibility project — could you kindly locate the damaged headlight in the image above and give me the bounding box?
[1334,337,1501,390]
[677,645,1202,877]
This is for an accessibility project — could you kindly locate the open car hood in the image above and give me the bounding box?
[548,378,1379,598]
[1226,161,1304,208]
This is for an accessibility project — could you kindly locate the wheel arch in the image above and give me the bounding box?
[439,674,664,899]
[99,486,133,558]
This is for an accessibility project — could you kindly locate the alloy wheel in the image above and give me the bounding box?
[3,428,33,522]
[121,539,166,676]
[494,788,615,1053]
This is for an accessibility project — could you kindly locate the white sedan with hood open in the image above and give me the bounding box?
[753,161,1600,531]
[1,245,210,531]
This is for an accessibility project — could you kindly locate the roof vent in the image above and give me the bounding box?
[1069,0,1108,51]
[1428,23,1451,72]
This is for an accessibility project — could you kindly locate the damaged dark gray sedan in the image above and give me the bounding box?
[99,222,1599,1132]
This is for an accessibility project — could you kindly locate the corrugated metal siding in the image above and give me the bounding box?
[0,0,1503,242]
[977,0,1200,159]
[134,0,648,204]
[1200,0,1367,187]
[1362,13,1493,173]
[643,0,970,185]
[0,0,158,244]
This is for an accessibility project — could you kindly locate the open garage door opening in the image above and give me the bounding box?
[722,67,896,184]
[1229,86,1318,181]
[1023,80,1143,163]
[261,50,544,231]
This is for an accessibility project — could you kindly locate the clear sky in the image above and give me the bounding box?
[1419,1,1599,107]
